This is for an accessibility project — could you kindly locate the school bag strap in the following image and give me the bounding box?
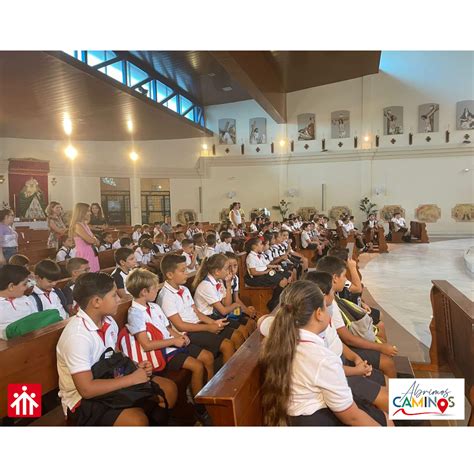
[30,292,43,312]
[54,288,67,311]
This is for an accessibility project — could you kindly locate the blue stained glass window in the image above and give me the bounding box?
[179,96,192,115]
[156,80,173,102]
[163,95,178,112]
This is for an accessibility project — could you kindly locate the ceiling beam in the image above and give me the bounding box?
[210,51,286,124]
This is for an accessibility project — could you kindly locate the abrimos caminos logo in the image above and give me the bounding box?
[389,379,465,420]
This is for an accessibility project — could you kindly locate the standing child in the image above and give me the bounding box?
[56,272,177,426]
[111,248,137,298]
[29,260,68,319]
[124,268,214,398]
[0,264,36,339]
[56,236,77,262]
[193,254,247,346]
[157,254,236,363]
[62,257,90,315]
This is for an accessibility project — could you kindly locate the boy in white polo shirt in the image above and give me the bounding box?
[0,264,36,340]
[111,247,137,298]
[181,239,197,273]
[215,231,234,254]
[134,239,155,268]
[157,254,236,363]
[56,272,159,426]
[29,259,68,319]
[171,231,185,251]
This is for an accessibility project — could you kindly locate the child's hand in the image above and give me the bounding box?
[137,360,153,377]
[183,334,191,346]
[173,336,187,348]
[347,258,358,269]
[130,367,150,385]
[224,272,233,283]
[355,360,372,377]
[247,306,257,318]
[380,343,398,357]
[215,318,229,328]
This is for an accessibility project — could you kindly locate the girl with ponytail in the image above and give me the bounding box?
[260,280,383,427]
[193,254,246,348]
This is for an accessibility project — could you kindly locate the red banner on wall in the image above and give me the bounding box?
[8,158,50,220]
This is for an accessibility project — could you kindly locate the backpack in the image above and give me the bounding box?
[5,309,62,339]
[31,288,67,313]
[335,296,381,343]
[117,322,167,371]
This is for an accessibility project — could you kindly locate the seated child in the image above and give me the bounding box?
[316,256,397,378]
[135,239,155,267]
[249,217,258,233]
[56,272,177,426]
[185,222,198,239]
[111,248,137,298]
[204,233,217,258]
[0,264,36,340]
[192,233,207,263]
[8,254,30,267]
[119,236,134,249]
[153,233,170,255]
[28,259,68,319]
[112,232,130,249]
[301,222,318,249]
[98,232,114,252]
[124,268,214,398]
[280,229,308,273]
[215,231,234,254]
[260,280,386,426]
[62,257,90,316]
[181,239,197,273]
[235,223,247,238]
[157,254,236,363]
[56,236,77,262]
[193,254,246,346]
[244,237,290,312]
[131,224,142,244]
[224,251,258,330]
[171,231,185,251]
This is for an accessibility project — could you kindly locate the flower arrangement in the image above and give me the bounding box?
[272,199,290,219]
[359,197,378,218]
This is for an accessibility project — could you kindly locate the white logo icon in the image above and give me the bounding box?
[9,385,39,416]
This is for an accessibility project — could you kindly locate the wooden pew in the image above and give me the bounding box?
[410,221,429,243]
[23,248,57,265]
[412,281,474,426]
[289,231,317,263]
[98,249,116,269]
[336,225,354,248]
[388,221,406,243]
[363,223,388,254]
[236,252,273,317]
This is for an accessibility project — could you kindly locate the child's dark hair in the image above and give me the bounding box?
[66,257,89,275]
[181,238,193,248]
[260,280,325,426]
[175,231,184,239]
[0,264,30,290]
[138,233,152,245]
[245,237,261,253]
[315,256,346,277]
[34,259,62,281]
[193,254,228,289]
[73,272,115,310]
[192,233,204,245]
[220,231,231,241]
[102,231,113,240]
[301,222,310,230]
[161,253,186,277]
[327,246,349,261]
[303,271,333,295]
[115,247,134,265]
[224,251,238,261]
[120,236,133,247]
[139,239,154,250]
[206,233,216,246]
[0,208,13,222]
[8,254,30,267]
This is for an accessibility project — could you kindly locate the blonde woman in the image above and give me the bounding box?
[70,203,100,272]
[46,201,67,249]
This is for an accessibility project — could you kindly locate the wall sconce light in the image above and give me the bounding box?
[374,185,386,196]
[51,177,58,186]
[0,175,5,184]
[287,188,298,198]
[226,191,237,199]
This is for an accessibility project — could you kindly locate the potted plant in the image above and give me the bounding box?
[359,197,378,219]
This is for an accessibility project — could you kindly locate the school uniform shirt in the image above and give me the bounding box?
[368,220,377,229]
[111,267,130,295]
[323,222,329,229]
[112,239,121,250]
[0,296,36,339]
[301,230,312,249]
[153,243,170,254]
[98,243,112,252]
[186,228,198,239]
[56,246,76,262]
[264,249,274,263]
[127,300,176,355]
[29,287,68,319]
[132,231,142,243]
[171,240,183,251]
[271,243,286,258]
[157,281,200,324]
[328,301,346,331]
[135,247,153,266]
[183,251,196,272]
[250,223,258,232]
[0,223,18,250]
[195,245,207,262]
[391,217,407,231]
[204,246,216,259]
[288,328,353,417]
[281,223,292,231]
[246,250,268,274]
[194,275,226,316]
[215,241,234,254]
[56,309,119,414]
[228,228,236,238]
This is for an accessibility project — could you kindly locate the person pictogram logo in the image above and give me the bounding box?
[7,384,42,418]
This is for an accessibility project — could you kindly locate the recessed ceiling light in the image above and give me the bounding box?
[222,86,233,92]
